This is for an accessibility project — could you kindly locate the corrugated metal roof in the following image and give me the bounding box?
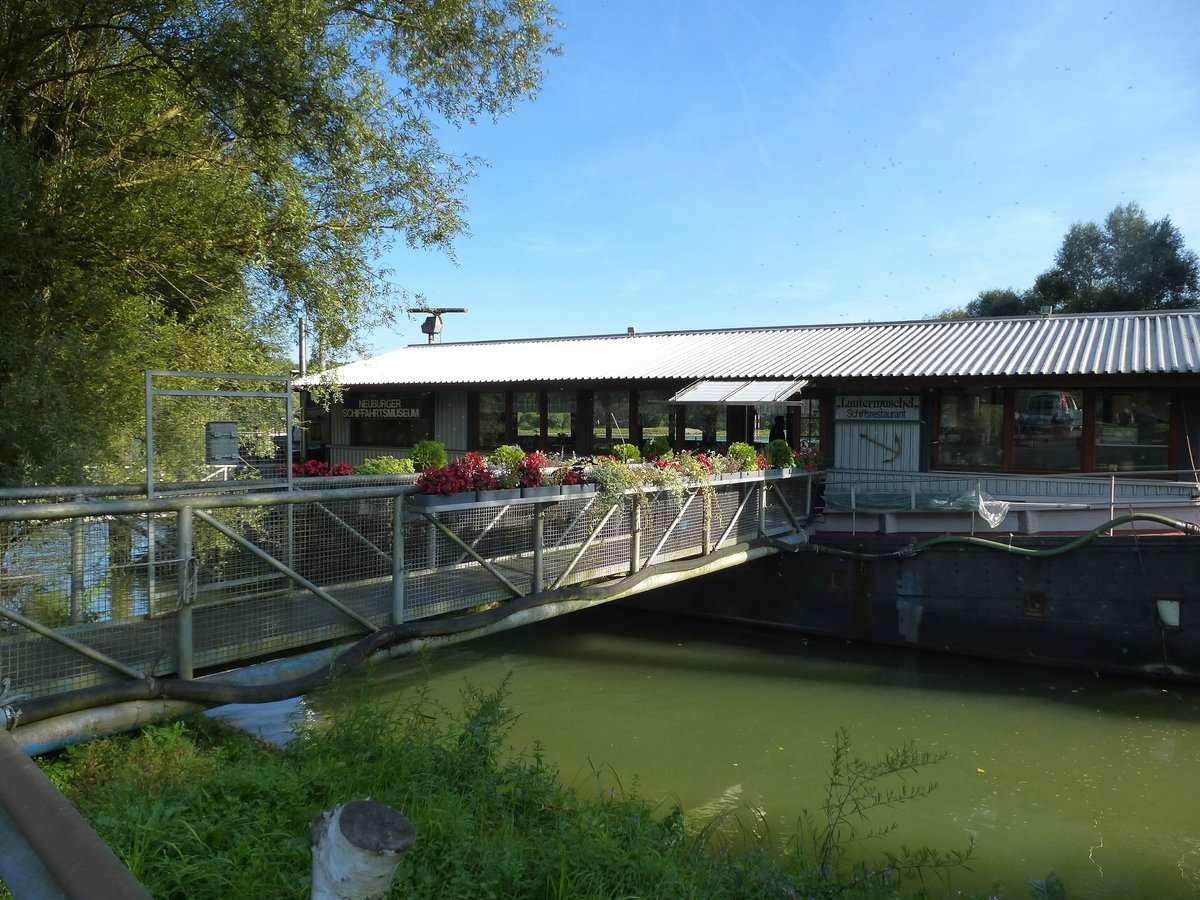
[314,311,1200,387]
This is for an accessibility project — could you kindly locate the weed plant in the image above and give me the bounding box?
[28,677,991,900]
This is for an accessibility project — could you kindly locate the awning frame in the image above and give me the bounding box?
[668,379,809,405]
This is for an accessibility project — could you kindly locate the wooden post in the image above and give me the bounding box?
[310,800,415,900]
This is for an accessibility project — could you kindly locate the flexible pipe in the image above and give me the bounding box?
[8,541,767,734]
[784,512,1200,561]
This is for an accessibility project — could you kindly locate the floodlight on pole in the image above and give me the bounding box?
[405,307,468,344]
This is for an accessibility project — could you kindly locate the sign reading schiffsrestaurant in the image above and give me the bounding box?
[343,395,424,419]
[834,395,921,422]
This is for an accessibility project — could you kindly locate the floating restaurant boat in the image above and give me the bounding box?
[303,311,1200,682]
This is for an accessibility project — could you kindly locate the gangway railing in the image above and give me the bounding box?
[0,471,817,711]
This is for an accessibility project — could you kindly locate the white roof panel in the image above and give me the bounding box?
[311,312,1200,387]
[670,379,809,404]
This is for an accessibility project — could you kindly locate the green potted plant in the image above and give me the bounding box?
[612,443,641,464]
[727,442,758,473]
[590,456,642,515]
[409,440,447,472]
[488,444,526,499]
[766,439,794,470]
[642,437,672,460]
[353,456,415,476]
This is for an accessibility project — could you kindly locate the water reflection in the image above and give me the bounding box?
[217,604,1200,898]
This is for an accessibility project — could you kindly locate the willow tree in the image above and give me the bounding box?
[0,0,560,486]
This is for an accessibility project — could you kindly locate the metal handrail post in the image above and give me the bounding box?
[629,500,642,574]
[176,506,194,680]
[757,483,767,536]
[391,497,406,625]
[70,498,85,623]
[702,486,712,556]
[532,503,545,593]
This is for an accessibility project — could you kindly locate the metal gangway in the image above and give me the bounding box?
[0,471,818,746]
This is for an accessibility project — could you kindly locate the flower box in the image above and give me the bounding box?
[478,488,523,504]
[521,485,561,500]
[407,492,475,509]
[558,483,597,497]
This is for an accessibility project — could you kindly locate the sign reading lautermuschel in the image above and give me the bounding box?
[343,396,422,419]
[834,395,921,422]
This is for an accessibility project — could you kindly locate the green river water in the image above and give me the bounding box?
[218,604,1200,898]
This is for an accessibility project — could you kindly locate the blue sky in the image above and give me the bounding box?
[365,0,1200,353]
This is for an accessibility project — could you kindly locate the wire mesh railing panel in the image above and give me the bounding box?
[292,498,396,589]
[642,489,704,564]
[0,514,182,698]
[401,503,537,619]
[552,497,634,584]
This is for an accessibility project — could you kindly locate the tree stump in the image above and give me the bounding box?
[310,799,415,900]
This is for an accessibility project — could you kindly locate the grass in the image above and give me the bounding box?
[21,673,997,900]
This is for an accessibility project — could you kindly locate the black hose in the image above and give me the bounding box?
[783,512,1200,561]
[10,540,761,727]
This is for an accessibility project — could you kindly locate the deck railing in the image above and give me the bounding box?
[824,467,1200,509]
[0,472,815,705]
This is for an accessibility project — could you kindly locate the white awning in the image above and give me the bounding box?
[668,379,808,405]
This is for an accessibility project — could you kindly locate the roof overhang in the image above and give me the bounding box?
[668,379,809,405]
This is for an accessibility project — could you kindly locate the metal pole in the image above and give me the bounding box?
[176,506,194,680]
[702,487,712,556]
[391,498,406,625]
[532,503,545,593]
[629,500,642,574]
[0,730,153,899]
[70,501,85,623]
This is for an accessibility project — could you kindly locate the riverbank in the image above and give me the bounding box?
[28,676,987,899]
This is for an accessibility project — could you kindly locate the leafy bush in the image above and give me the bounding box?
[415,452,496,495]
[726,442,758,472]
[409,440,447,472]
[354,456,414,475]
[766,439,794,468]
[642,437,672,460]
[293,460,354,477]
[516,451,547,488]
[612,443,641,463]
[489,444,526,488]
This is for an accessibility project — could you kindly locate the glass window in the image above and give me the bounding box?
[637,389,673,447]
[593,390,631,455]
[477,391,508,451]
[1014,388,1083,470]
[346,392,432,448]
[937,387,1004,467]
[1094,389,1171,472]
[683,404,725,447]
[753,404,788,445]
[547,390,576,455]
[795,398,822,457]
[514,391,540,451]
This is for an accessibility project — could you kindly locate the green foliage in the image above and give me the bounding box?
[765,439,794,469]
[642,437,672,459]
[589,456,639,515]
[409,440,448,472]
[945,202,1199,319]
[36,689,983,900]
[727,442,758,472]
[0,0,561,486]
[611,443,641,463]
[790,727,974,889]
[354,456,415,475]
[1030,871,1067,900]
[489,444,527,489]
